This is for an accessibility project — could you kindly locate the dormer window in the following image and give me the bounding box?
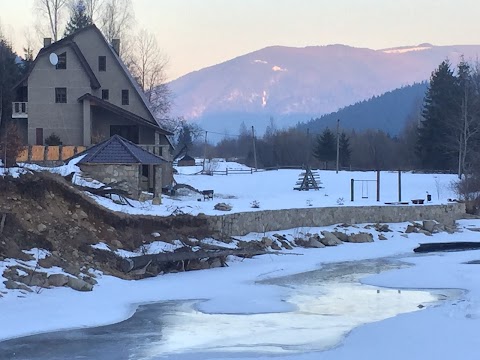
[98,56,106,71]
[56,52,66,69]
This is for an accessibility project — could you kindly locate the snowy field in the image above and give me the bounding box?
[24,158,458,216]
[1,160,479,359]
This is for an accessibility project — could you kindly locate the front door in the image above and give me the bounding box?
[35,128,43,145]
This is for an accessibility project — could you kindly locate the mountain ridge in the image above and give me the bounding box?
[168,43,480,135]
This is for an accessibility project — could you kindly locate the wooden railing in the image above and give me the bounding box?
[12,102,28,118]
[138,144,172,161]
[16,145,86,163]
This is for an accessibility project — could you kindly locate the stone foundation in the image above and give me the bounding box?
[206,203,466,237]
[80,164,141,198]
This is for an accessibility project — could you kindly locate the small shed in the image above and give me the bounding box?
[178,153,196,167]
[77,135,168,199]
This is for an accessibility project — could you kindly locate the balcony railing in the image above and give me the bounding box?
[138,144,172,161]
[12,102,28,118]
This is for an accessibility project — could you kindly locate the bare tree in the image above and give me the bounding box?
[82,0,101,22]
[131,29,171,118]
[35,0,69,42]
[99,0,134,44]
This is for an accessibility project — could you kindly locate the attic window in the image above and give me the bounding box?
[121,89,129,105]
[98,56,106,71]
[56,52,66,69]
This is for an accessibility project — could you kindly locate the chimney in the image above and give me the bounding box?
[112,39,120,55]
[44,38,52,47]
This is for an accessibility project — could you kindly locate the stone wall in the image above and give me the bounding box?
[79,164,141,198]
[207,203,466,237]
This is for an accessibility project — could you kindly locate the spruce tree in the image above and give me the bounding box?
[0,36,22,128]
[417,60,459,170]
[64,0,92,37]
[313,128,336,169]
[339,132,351,168]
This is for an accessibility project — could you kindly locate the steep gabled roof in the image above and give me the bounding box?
[14,29,101,90]
[15,24,171,135]
[77,135,168,165]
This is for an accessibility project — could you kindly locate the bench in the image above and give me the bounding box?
[202,190,214,200]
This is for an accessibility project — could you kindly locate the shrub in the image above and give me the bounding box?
[44,133,62,146]
[0,123,24,168]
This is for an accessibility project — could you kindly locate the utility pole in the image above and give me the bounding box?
[336,119,340,174]
[202,131,208,173]
[251,126,258,171]
[306,128,311,167]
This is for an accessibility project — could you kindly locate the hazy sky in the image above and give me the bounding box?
[1,0,479,80]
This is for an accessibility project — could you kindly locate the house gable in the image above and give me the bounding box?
[71,26,159,127]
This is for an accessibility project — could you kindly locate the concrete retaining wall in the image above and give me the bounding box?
[207,203,466,237]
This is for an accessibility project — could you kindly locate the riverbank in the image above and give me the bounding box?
[1,220,480,359]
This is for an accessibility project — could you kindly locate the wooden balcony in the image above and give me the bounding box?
[138,144,172,161]
[12,102,28,118]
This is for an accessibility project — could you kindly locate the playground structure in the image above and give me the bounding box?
[350,171,416,204]
[294,166,323,191]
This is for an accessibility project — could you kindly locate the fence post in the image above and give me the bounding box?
[351,179,354,201]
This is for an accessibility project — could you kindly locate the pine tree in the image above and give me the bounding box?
[339,132,351,168]
[313,128,336,169]
[64,0,92,37]
[0,36,22,128]
[417,60,459,170]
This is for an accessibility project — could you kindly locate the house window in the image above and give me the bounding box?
[56,52,66,69]
[55,88,67,103]
[102,89,109,100]
[98,56,106,71]
[121,89,129,105]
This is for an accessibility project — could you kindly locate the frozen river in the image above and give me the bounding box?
[0,258,458,360]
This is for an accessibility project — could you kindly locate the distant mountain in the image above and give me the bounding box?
[298,82,428,135]
[168,44,480,136]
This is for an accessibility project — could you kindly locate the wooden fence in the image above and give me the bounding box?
[16,145,86,163]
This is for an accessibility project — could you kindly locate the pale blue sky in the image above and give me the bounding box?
[1,0,479,79]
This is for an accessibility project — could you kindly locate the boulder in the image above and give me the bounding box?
[347,232,374,243]
[375,223,391,232]
[4,280,33,292]
[405,225,417,233]
[37,223,47,233]
[214,203,232,211]
[422,220,438,233]
[308,237,326,248]
[418,229,433,236]
[152,197,162,205]
[322,231,343,245]
[111,239,123,249]
[331,231,349,242]
[273,233,287,241]
[378,234,388,240]
[48,274,69,287]
[261,237,273,247]
[319,236,338,247]
[67,277,93,292]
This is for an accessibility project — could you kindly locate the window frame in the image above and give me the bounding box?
[121,89,129,105]
[55,87,67,103]
[56,52,67,70]
[98,56,106,72]
[102,89,109,101]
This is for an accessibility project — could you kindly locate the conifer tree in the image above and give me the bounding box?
[64,0,92,37]
[417,60,458,170]
[313,128,336,169]
[339,132,351,168]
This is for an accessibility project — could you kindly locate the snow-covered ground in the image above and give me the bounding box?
[1,160,478,359]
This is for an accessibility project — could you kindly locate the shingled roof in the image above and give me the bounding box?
[77,135,168,165]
